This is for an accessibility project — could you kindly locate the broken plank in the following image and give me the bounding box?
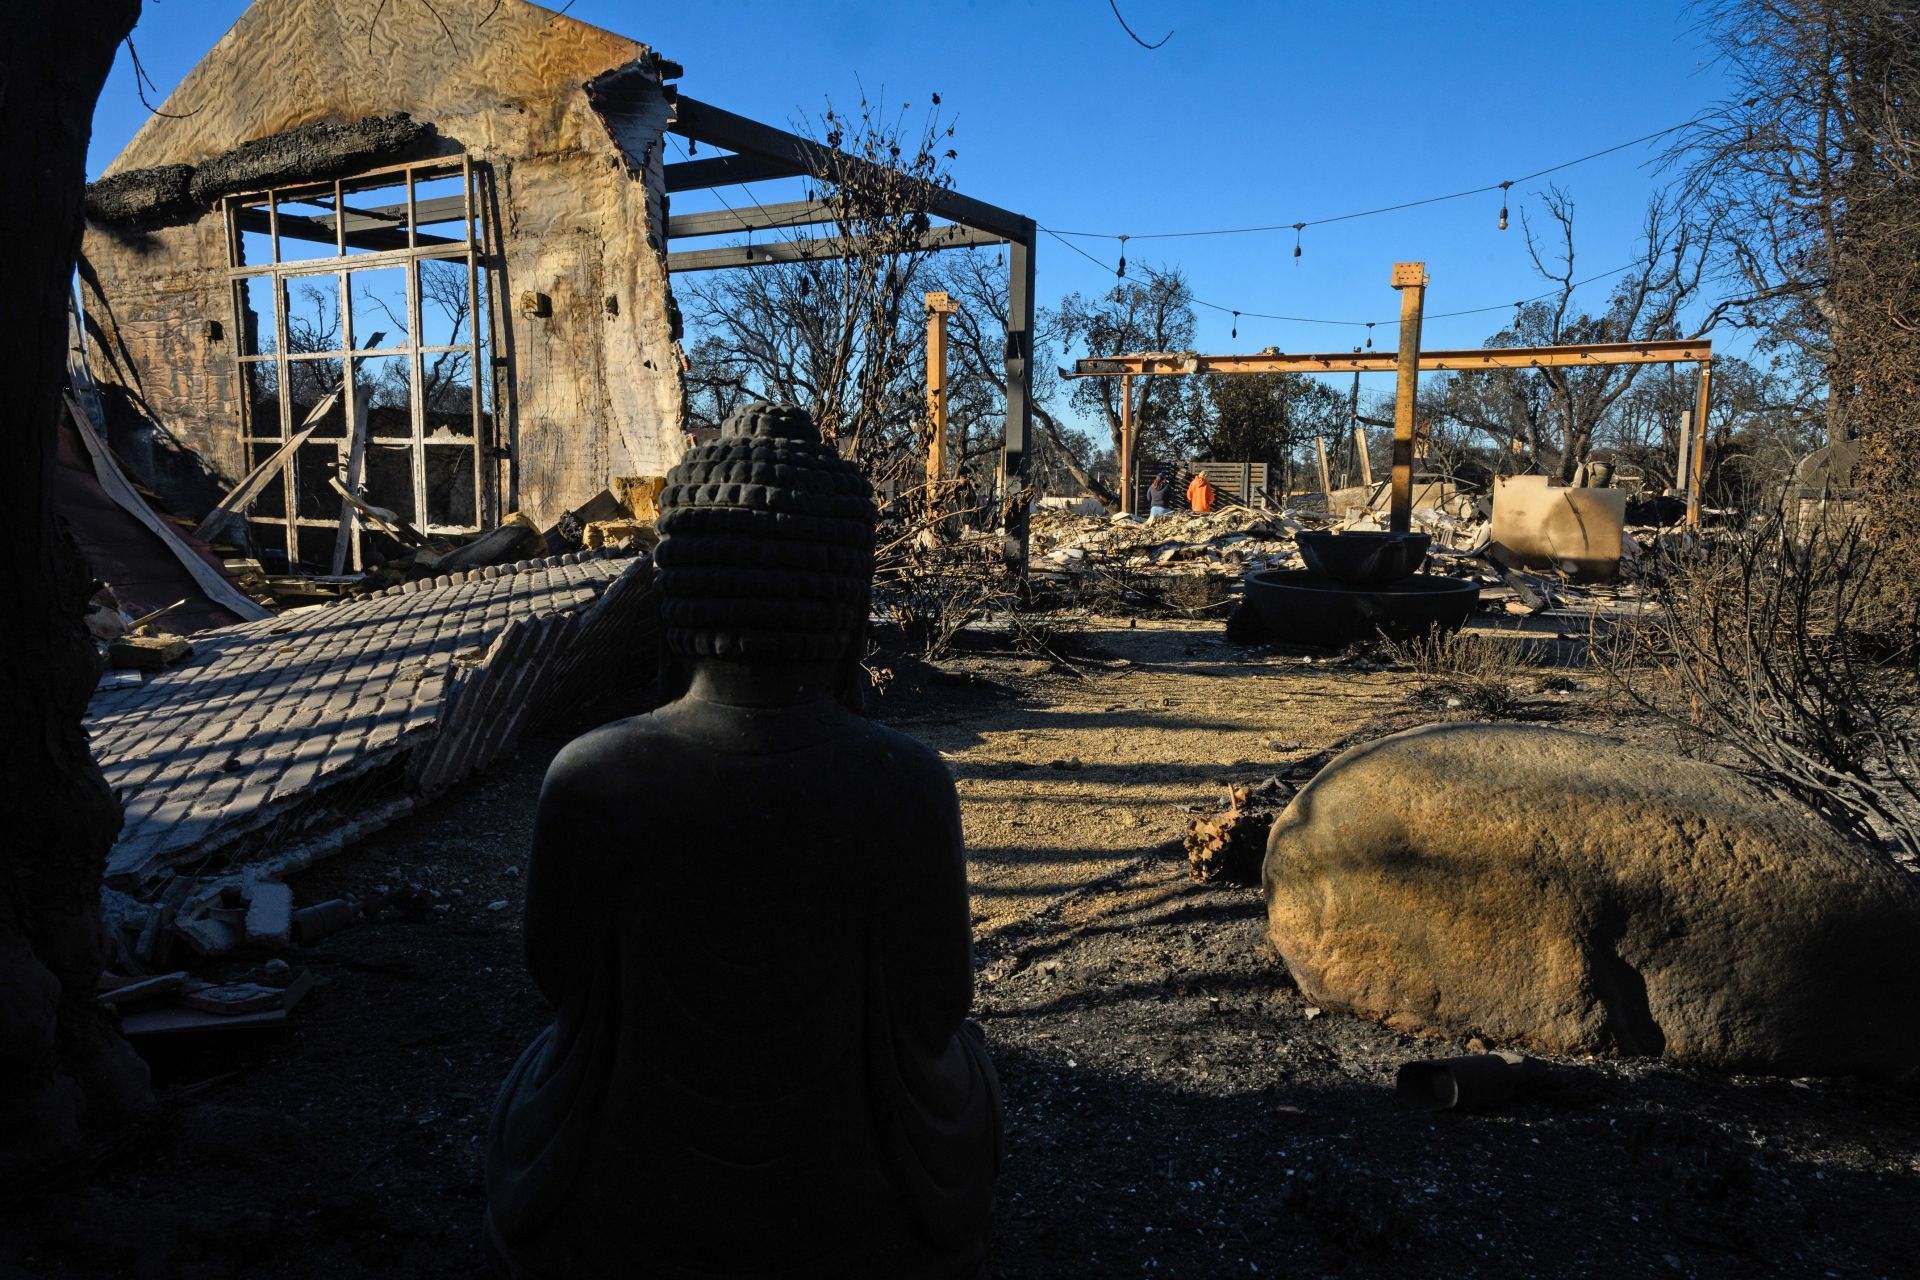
[192,392,339,541]
[64,395,273,623]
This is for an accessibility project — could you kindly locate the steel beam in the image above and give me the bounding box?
[1388,262,1428,533]
[233,206,460,254]
[667,199,839,240]
[666,224,1007,274]
[664,152,809,193]
[669,95,1032,242]
[1071,338,1713,379]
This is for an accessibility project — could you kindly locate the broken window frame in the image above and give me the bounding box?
[224,155,503,572]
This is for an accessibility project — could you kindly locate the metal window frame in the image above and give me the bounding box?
[223,154,500,569]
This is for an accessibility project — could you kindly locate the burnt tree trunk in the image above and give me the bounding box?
[0,0,149,1178]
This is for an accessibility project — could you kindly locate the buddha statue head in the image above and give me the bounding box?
[653,402,875,703]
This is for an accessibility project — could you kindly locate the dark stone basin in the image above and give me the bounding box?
[1242,569,1480,647]
[1296,530,1431,586]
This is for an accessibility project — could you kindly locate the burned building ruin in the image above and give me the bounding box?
[80,0,686,574]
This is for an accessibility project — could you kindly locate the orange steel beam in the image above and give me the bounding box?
[1686,358,1713,529]
[925,290,959,489]
[1071,338,1712,379]
[1388,262,1428,532]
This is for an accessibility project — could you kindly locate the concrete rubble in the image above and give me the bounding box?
[1016,495,1706,657]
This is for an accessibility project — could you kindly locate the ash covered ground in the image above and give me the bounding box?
[4,620,1916,1279]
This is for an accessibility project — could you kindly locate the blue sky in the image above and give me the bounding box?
[89,1,1734,358]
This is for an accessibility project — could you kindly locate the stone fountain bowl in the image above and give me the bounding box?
[1296,530,1432,586]
[1242,569,1480,648]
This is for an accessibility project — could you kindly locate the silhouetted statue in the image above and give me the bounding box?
[486,402,1001,1278]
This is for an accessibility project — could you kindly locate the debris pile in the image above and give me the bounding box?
[1029,507,1313,590]
[88,550,658,971]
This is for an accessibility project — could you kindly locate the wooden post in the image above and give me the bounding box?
[924,291,958,490]
[1118,373,1135,515]
[1673,409,1694,497]
[1686,359,1713,529]
[1349,366,1369,490]
[1314,435,1332,503]
[1388,262,1427,533]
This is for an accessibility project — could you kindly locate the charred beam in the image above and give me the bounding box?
[665,224,1008,274]
[669,96,1030,242]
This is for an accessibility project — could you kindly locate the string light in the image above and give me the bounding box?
[1117,233,1129,278]
[1042,227,1662,338]
[1231,310,1239,340]
[1497,181,1512,231]
[1364,322,1375,351]
[1043,116,1698,245]
[1292,223,1304,262]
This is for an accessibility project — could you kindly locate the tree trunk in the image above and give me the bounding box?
[0,0,150,1179]
[1035,405,1118,510]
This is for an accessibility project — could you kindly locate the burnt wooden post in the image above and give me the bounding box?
[1388,261,1428,533]
[1118,373,1135,515]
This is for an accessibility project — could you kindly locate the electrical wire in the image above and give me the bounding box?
[1043,118,1696,243]
[677,136,1668,341]
[1043,225,1652,335]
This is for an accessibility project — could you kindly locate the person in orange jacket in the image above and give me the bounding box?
[1185,469,1217,514]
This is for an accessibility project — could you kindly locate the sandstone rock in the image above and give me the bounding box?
[581,518,656,551]
[108,633,191,671]
[1262,722,1920,1077]
[611,474,667,522]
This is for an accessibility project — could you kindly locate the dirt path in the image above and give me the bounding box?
[4,619,1917,1278]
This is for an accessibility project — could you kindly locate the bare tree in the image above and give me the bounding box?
[682,93,957,467]
[1056,264,1197,477]
[923,248,1112,505]
[1674,0,1920,443]
[1436,188,1712,481]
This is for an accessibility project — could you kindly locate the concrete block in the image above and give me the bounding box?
[243,880,293,947]
[1489,475,1627,582]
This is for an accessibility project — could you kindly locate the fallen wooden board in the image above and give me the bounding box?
[63,395,273,623]
[327,477,426,547]
[191,387,341,541]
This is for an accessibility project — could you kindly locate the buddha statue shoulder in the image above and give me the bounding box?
[486,402,1002,1279]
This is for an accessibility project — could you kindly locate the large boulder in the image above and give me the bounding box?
[1262,722,1920,1077]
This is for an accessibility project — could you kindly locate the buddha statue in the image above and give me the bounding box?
[486,402,1002,1278]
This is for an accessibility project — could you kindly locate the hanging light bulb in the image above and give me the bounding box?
[1231,310,1239,341]
[1116,233,1129,279]
[1498,181,1512,231]
[1364,321,1374,351]
[688,138,698,156]
[1292,222,1305,262]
